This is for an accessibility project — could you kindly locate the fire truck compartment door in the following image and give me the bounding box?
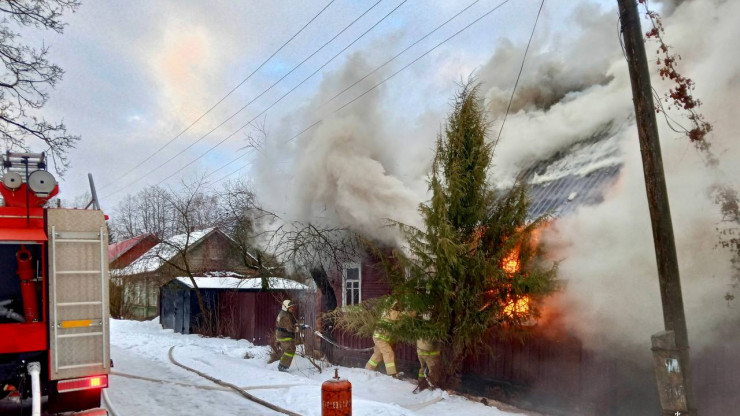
[47,209,110,381]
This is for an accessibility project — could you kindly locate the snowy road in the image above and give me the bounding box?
[104,319,532,416]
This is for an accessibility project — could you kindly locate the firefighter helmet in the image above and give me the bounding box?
[282,299,296,311]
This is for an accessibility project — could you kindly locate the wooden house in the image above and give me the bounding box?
[113,228,258,319]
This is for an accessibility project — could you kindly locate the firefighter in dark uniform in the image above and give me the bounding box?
[275,299,307,372]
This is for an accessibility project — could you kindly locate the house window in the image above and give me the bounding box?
[343,263,361,306]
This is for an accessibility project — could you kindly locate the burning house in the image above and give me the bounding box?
[249,1,740,414]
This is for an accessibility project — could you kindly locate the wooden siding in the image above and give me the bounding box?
[213,289,310,345]
[331,257,390,307]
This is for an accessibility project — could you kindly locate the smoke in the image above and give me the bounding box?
[254,52,425,246]
[478,0,740,353]
[252,0,740,353]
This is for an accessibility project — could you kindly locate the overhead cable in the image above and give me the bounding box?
[101,0,337,189]
[495,0,545,144]
[152,0,408,186]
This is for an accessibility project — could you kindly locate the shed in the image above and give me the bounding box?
[159,275,311,345]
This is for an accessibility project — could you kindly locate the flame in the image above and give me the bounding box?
[503,296,531,317]
[502,247,520,275]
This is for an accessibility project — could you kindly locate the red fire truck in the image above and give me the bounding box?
[0,152,109,415]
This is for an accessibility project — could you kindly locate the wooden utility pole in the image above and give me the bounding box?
[617,0,696,414]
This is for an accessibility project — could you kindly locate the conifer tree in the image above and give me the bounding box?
[331,80,557,387]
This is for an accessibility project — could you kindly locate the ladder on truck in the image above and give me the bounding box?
[48,210,110,380]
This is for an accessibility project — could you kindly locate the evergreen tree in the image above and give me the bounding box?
[331,80,557,387]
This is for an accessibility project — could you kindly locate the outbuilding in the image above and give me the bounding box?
[159,275,311,345]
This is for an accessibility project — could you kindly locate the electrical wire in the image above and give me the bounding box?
[150,0,408,187]
[320,0,485,108]
[495,0,545,144]
[285,0,517,144]
[101,0,337,189]
[106,0,398,197]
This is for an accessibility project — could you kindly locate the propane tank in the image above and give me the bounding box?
[321,368,351,416]
[16,245,38,322]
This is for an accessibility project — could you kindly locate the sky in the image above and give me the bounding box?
[29,0,616,207]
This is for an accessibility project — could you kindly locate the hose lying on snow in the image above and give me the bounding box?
[313,330,374,352]
[111,371,306,391]
[168,346,302,416]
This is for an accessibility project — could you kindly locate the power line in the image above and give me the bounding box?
[320,0,485,108]
[285,0,517,144]
[203,150,251,179]
[333,0,515,115]
[106,0,391,198]
[150,0,408,187]
[102,0,337,189]
[495,0,544,144]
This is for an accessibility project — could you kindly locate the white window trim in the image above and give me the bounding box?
[342,262,362,307]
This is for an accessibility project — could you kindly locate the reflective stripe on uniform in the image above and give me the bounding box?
[373,332,392,342]
[283,352,295,357]
[367,359,378,367]
[417,350,440,356]
[277,337,294,342]
[418,370,426,378]
[385,362,396,368]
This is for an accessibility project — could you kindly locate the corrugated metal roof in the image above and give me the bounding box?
[523,124,623,221]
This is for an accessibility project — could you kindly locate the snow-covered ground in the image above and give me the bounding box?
[104,319,535,416]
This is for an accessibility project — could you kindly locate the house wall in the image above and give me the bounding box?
[331,257,390,307]
[177,232,248,274]
[121,230,258,320]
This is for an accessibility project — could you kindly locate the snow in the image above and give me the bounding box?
[105,319,534,416]
[174,276,310,291]
[119,228,215,274]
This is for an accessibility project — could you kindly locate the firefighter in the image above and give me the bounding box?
[414,333,441,392]
[365,301,401,377]
[275,299,308,372]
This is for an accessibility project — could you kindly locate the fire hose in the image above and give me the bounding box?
[313,330,374,352]
[0,300,23,322]
[167,346,302,416]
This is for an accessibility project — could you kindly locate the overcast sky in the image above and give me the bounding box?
[27,0,618,209]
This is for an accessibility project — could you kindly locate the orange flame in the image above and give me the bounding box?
[502,247,520,275]
[503,296,531,317]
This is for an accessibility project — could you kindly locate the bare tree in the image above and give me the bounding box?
[0,0,81,173]
[219,179,282,283]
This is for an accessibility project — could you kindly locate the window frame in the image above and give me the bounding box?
[342,262,362,307]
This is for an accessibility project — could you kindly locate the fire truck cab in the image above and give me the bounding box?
[0,152,109,415]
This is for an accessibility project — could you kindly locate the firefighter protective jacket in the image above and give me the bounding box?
[275,310,297,341]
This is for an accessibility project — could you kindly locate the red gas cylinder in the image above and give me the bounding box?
[321,368,351,416]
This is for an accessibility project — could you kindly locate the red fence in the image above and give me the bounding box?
[320,322,740,416]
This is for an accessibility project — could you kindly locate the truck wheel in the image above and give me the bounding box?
[47,387,102,413]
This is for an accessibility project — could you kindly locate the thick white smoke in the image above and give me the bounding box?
[480,0,740,350]
[253,0,739,351]
[253,52,425,246]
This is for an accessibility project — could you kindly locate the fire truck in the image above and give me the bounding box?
[0,152,109,415]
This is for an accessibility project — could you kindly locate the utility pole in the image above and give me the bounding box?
[617,1,697,415]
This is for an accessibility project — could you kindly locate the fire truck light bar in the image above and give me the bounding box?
[56,375,108,393]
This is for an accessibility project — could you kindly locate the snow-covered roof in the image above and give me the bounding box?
[173,276,309,291]
[523,126,623,221]
[120,228,216,275]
